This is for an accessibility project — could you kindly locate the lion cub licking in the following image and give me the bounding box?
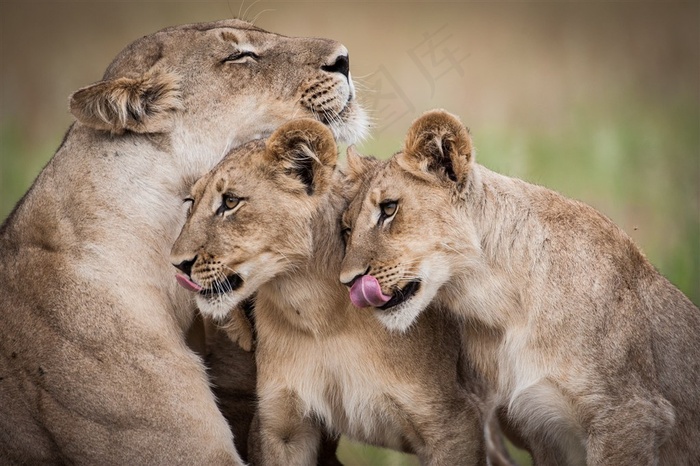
[171,119,488,465]
[340,109,700,465]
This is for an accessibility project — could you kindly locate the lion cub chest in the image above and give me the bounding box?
[257,322,413,449]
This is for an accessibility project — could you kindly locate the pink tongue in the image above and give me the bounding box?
[349,275,392,308]
[175,273,203,293]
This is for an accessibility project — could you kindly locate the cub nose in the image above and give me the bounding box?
[322,52,350,79]
[173,257,196,276]
[340,266,370,287]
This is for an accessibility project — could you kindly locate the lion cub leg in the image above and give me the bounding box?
[253,388,322,466]
[585,395,674,465]
[407,392,488,465]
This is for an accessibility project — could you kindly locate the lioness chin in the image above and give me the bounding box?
[0,19,366,464]
[170,118,491,466]
[340,109,700,465]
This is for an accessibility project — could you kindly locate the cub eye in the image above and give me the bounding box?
[341,226,351,243]
[222,51,259,63]
[225,195,239,210]
[378,200,398,224]
[381,201,397,217]
[217,194,242,216]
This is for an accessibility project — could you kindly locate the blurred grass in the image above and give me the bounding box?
[338,438,420,466]
[337,437,534,466]
[1,122,68,222]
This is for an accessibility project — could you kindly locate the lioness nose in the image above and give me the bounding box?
[322,52,350,79]
[173,257,196,276]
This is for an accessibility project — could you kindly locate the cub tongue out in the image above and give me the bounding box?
[349,275,391,308]
[175,273,203,293]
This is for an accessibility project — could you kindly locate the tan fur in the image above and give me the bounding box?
[221,305,256,352]
[189,312,343,466]
[340,109,700,465]
[0,19,366,464]
[69,68,184,134]
[171,119,490,465]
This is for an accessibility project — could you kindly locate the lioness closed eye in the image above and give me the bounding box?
[171,118,493,466]
[0,19,366,465]
[340,109,700,465]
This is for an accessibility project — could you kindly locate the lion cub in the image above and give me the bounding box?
[170,119,489,465]
[339,109,700,465]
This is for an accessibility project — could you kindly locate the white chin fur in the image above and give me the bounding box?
[373,286,433,332]
[195,292,243,321]
[332,101,369,144]
[374,304,422,332]
[373,263,447,332]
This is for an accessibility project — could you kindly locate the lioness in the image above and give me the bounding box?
[339,109,700,464]
[170,118,489,465]
[0,19,366,464]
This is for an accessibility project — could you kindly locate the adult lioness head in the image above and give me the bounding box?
[339,110,473,331]
[0,19,365,465]
[171,118,338,320]
[69,19,366,148]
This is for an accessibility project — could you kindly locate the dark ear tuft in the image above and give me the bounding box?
[344,145,382,183]
[69,69,184,134]
[342,146,383,199]
[401,109,473,185]
[265,119,338,195]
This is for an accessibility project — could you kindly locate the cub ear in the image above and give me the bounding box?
[344,145,381,183]
[399,109,473,186]
[69,69,184,134]
[341,146,383,199]
[265,118,338,196]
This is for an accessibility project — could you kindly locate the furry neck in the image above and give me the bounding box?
[255,182,353,337]
[437,164,538,329]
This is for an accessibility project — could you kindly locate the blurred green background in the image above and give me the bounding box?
[1,1,698,464]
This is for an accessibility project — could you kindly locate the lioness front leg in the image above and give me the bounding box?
[256,389,322,466]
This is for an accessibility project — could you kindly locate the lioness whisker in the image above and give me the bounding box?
[249,8,275,26]
[241,0,265,22]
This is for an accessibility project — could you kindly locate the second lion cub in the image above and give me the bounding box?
[170,119,488,465]
[340,109,700,465]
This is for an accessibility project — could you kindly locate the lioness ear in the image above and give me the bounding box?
[265,118,338,196]
[399,109,473,186]
[69,69,184,134]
